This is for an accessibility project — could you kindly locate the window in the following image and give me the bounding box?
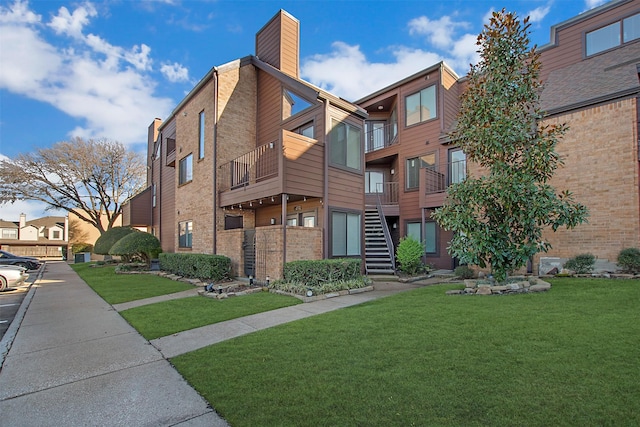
[624,13,640,42]
[586,13,640,56]
[449,149,467,185]
[179,221,192,248]
[405,86,436,126]
[330,119,362,170]
[152,183,157,208]
[179,154,193,185]
[365,171,384,193]
[365,121,386,152]
[294,122,314,138]
[303,213,316,227]
[52,230,61,239]
[331,211,361,257]
[406,153,436,190]
[406,221,437,254]
[286,215,298,226]
[389,107,398,141]
[198,111,205,159]
[586,22,620,55]
[2,229,17,239]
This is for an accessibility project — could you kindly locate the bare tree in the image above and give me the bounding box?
[0,137,146,235]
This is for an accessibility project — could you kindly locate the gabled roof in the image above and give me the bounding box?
[26,216,66,229]
[0,220,18,228]
[540,42,640,114]
[250,56,368,119]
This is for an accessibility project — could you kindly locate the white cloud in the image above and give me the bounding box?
[301,13,482,101]
[527,4,551,23]
[0,199,65,222]
[408,15,470,49]
[161,62,190,83]
[0,0,174,147]
[0,0,39,24]
[47,3,97,39]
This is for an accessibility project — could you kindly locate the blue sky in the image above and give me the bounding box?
[0,0,609,220]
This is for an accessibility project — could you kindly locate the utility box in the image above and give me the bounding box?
[74,252,91,263]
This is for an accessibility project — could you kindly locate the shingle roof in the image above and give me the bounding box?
[26,216,65,229]
[0,220,18,228]
[540,42,640,114]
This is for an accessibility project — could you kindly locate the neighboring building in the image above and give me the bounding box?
[126,1,640,278]
[357,62,464,271]
[68,210,123,252]
[0,213,69,258]
[125,10,368,280]
[534,0,639,271]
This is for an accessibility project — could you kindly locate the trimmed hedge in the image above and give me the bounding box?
[94,227,137,255]
[283,259,362,286]
[159,253,231,282]
[109,232,162,264]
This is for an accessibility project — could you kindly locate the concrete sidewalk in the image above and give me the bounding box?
[0,261,436,426]
[0,261,227,427]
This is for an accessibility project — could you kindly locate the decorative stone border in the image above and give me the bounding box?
[270,285,375,303]
[446,277,552,295]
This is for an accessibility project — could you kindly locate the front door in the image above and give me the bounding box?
[243,229,256,277]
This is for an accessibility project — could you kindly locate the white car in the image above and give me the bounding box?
[0,265,29,291]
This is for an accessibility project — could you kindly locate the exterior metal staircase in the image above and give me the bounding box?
[365,208,395,274]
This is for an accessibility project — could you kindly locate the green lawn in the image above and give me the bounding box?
[172,278,640,427]
[121,293,301,340]
[71,263,194,304]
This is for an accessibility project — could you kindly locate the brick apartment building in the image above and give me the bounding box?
[125,0,640,278]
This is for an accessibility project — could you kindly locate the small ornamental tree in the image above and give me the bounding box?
[432,10,588,283]
[396,236,425,276]
[94,226,137,255]
[109,231,162,265]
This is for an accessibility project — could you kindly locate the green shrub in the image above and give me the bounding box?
[71,242,93,254]
[454,265,475,279]
[159,253,231,281]
[396,236,425,275]
[617,248,640,274]
[94,227,137,255]
[564,253,596,274]
[109,232,162,265]
[283,259,362,286]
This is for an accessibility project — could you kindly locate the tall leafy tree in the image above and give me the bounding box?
[432,10,588,283]
[0,137,146,234]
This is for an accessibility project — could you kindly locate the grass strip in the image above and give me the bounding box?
[120,292,301,340]
[71,263,194,304]
[172,278,640,427]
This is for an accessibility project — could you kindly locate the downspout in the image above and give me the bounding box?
[282,193,287,271]
[213,67,218,254]
[323,98,330,259]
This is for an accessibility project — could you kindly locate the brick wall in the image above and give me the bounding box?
[217,229,244,277]
[457,98,639,273]
[537,98,639,266]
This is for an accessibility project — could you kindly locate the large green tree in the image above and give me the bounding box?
[0,138,145,234]
[432,10,588,283]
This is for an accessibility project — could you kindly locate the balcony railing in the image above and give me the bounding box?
[423,159,467,195]
[365,182,399,205]
[365,122,398,153]
[219,142,279,192]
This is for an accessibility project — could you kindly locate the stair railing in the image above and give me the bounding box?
[375,183,396,271]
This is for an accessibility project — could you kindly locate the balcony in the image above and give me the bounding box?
[122,186,152,227]
[365,122,397,153]
[365,181,399,215]
[219,130,324,207]
[420,159,466,208]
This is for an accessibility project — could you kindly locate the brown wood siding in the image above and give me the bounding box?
[540,0,639,79]
[328,168,364,207]
[256,13,282,70]
[283,131,324,197]
[124,187,152,227]
[257,72,282,146]
[255,199,322,227]
[255,11,299,78]
[159,119,177,253]
[280,13,299,78]
[442,69,461,134]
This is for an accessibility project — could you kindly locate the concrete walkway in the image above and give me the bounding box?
[0,261,436,426]
[0,261,228,427]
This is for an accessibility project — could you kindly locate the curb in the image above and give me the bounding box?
[0,263,45,369]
